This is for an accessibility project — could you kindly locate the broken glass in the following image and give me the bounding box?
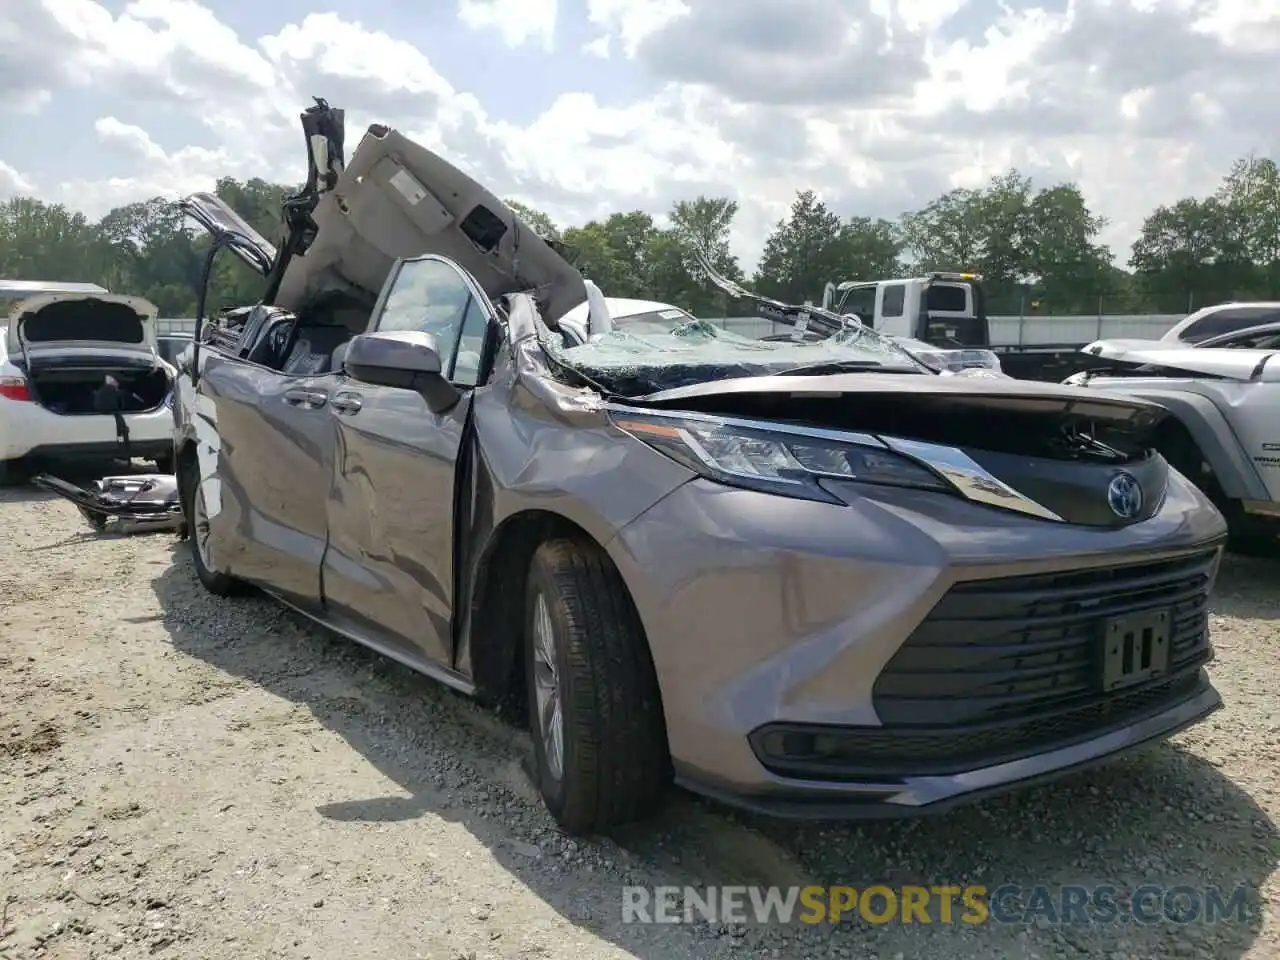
[537,313,930,397]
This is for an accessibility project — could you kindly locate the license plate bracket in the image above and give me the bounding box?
[1101,608,1171,692]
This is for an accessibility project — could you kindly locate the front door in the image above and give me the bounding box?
[197,348,339,608]
[321,255,492,667]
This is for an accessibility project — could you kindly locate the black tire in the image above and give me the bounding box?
[177,457,243,596]
[1214,500,1280,558]
[1154,424,1277,555]
[1226,536,1280,558]
[0,458,28,487]
[523,538,668,835]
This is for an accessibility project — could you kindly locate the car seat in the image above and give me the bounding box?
[280,325,355,376]
[243,314,298,368]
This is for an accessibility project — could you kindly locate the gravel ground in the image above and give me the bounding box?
[1,474,1278,960]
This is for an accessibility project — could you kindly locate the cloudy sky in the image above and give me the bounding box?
[1,0,1277,271]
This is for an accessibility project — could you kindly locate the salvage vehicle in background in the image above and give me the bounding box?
[1065,336,1280,554]
[1156,301,1280,345]
[821,273,1094,381]
[819,276,1280,382]
[563,296,1004,374]
[0,281,176,484]
[174,98,1228,835]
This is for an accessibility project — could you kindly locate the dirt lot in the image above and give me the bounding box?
[1,477,1278,960]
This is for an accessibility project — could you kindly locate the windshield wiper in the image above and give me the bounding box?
[690,251,926,369]
[772,360,924,377]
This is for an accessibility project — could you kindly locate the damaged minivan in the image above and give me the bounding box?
[0,284,176,483]
[175,99,1230,834]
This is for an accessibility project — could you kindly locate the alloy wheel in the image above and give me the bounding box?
[531,591,564,782]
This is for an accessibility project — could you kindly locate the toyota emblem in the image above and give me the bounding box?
[1107,472,1143,520]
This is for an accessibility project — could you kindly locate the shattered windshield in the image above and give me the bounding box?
[606,307,696,336]
[539,313,930,397]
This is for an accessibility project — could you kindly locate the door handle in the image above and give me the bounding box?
[331,392,363,415]
[283,388,328,409]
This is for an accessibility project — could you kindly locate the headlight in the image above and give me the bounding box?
[608,410,951,504]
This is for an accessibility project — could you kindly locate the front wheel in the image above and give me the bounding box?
[524,539,669,835]
[178,458,243,596]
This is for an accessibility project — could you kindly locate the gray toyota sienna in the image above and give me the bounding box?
[175,99,1228,835]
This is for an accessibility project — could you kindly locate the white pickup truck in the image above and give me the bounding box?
[820,276,1280,382]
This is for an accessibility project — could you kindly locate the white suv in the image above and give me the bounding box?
[0,289,176,484]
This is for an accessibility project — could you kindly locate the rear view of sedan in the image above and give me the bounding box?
[1,286,176,484]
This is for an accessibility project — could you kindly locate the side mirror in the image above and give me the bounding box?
[344,330,461,413]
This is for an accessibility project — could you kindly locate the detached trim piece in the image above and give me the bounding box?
[882,435,1065,522]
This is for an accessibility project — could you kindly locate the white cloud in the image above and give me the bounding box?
[1,0,1279,273]
[582,34,611,58]
[584,0,685,58]
[57,118,241,218]
[0,160,34,196]
[456,0,558,50]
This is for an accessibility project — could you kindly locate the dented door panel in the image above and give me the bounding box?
[195,350,337,607]
[323,381,469,667]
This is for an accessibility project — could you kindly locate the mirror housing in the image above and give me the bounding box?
[343,330,461,413]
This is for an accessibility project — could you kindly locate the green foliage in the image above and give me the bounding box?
[3,157,1279,318]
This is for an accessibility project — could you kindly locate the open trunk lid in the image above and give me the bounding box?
[6,294,159,365]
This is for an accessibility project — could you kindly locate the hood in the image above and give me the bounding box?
[5,293,158,359]
[271,122,588,326]
[1081,337,1188,358]
[634,369,1164,422]
[1081,338,1280,381]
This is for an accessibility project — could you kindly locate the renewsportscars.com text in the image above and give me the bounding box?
[622,884,1251,926]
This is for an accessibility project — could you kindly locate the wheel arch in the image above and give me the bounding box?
[1116,387,1268,501]
[460,508,655,719]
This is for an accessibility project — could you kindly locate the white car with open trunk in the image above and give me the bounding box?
[0,281,176,484]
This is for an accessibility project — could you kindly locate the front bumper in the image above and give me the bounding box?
[677,675,1220,818]
[608,469,1227,816]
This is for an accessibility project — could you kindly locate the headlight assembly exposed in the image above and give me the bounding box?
[608,409,951,503]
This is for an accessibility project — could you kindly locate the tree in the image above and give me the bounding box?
[897,186,986,275]
[899,169,1110,314]
[754,190,846,302]
[1129,198,1233,312]
[505,200,560,240]
[753,191,901,304]
[0,197,100,285]
[1022,183,1112,314]
[9,153,1280,321]
[1215,156,1280,296]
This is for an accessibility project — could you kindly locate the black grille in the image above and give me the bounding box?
[872,549,1218,727]
[753,671,1211,779]
[749,548,1220,782]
